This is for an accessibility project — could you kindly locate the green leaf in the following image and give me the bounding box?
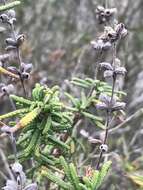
[96,161,112,189]
[82,111,103,122]
[41,169,73,189]
[42,116,52,135]
[72,77,90,86]
[10,95,33,105]
[127,173,143,187]
[65,92,78,107]
[0,108,29,120]
[83,176,92,188]
[60,156,72,182]
[48,135,70,150]
[80,91,88,109]
[94,121,105,129]
[91,170,100,189]
[79,183,88,190]
[69,163,82,190]
[0,1,21,12]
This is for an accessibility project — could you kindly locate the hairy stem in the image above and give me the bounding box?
[96,43,117,170]
[10,23,27,97]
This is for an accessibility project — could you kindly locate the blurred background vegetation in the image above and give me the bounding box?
[1,0,143,189]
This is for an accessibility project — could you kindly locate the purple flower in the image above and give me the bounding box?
[96,93,126,112]
[2,180,18,190]
[99,59,126,78]
[3,162,38,190]
[96,5,117,24]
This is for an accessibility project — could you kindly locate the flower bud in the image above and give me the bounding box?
[7,66,19,74]
[1,125,11,133]
[21,72,30,80]
[6,38,17,46]
[104,70,113,78]
[100,144,108,152]
[21,62,33,73]
[16,34,25,47]
[1,84,14,94]
[0,14,9,23]
[11,162,23,174]
[99,62,113,70]
[7,9,16,19]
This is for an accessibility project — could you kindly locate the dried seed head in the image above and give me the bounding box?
[1,125,11,133]
[3,180,18,190]
[100,144,108,152]
[99,93,111,104]
[0,13,9,23]
[115,67,126,75]
[5,45,17,51]
[1,84,14,94]
[96,5,105,13]
[0,54,10,62]
[8,18,16,25]
[96,6,117,24]
[7,9,16,19]
[104,70,113,78]
[16,34,25,46]
[7,66,19,74]
[96,102,108,110]
[11,163,26,185]
[21,62,33,73]
[99,62,113,70]
[11,162,23,174]
[6,38,17,46]
[21,72,30,80]
[91,39,111,51]
[115,58,121,66]
[121,27,128,38]
[105,8,117,16]
[115,23,128,38]
[102,41,112,50]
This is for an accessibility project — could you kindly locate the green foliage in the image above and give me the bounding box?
[0,79,119,189]
[0,108,29,120]
[127,173,143,188]
[6,84,73,163]
[0,1,21,12]
[65,77,125,129]
[40,156,111,190]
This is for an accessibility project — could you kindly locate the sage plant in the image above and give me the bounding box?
[91,1,127,170]
[0,0,128,190]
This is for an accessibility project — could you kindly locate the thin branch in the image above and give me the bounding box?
[109,108,143,134]
[96,42,117,170]
[0,148,14,180]
[0,171,8,180]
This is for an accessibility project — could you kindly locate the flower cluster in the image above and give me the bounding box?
[0,83,14,96]
[96,5,117,24]
[2,162,38,190]
[99,58,126,79]
[0,9,16,25]
[91,23,127,51]
[8,62,33,80]
[90,3,128,170]
[96,93,126,112]
[0,4,32,96]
